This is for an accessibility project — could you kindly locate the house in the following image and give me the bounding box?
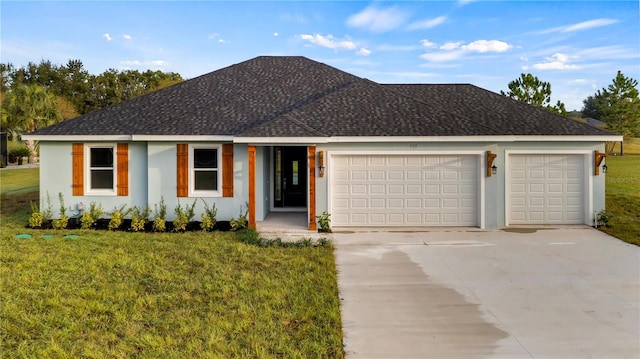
[23,56,621,230]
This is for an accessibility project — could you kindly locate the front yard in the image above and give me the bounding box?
[601,154,640,245]
[0,169,344,358]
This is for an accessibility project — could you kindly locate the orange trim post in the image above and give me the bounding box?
[222,144,234,197]
[116,143,129,196]
[247,146,256,229]
[72,143,84,196]
[308,146,317,231]
[176,144,189,197]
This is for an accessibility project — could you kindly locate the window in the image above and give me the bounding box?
[190,145,221,196]
[177,143,232,198]
[87,145,116,194]
[73,143,128,197]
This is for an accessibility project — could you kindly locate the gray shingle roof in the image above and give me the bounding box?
[31,56,612,138]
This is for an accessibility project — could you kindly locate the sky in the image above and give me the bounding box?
[1,1,639,111]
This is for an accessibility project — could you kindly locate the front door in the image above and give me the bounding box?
[274,146,307,208]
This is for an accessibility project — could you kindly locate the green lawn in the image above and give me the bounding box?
[0,168,344,358]
[601,154,640,245]
[0,167,39,195]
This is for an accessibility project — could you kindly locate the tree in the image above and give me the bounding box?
[501,73,567,116]
[581,95,601,119]
[2,84,62,161]
[589,71,640,141]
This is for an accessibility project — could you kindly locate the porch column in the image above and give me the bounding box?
[248,145,256,229]
[308,146,317,231]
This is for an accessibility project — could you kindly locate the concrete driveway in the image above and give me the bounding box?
[334,227,640,358]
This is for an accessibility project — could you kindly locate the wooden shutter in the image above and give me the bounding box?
[176,144,189,197]
[116,143,129,196]
[222,144,234,197]
[72,143,84,196]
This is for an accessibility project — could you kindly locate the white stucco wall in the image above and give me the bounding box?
[146,142,248,221]
[39,141,147,218]
[39,140,607,228]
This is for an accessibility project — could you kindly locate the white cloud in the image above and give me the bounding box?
[273,32,279,37]
[458,0,477,6]
[420,39,437,49]
[537,18,619,34]
[123,34,132,40]
[421,39,513,63]
[346,5,409,33]
[103,33,112,42]
[440,41,463,51]
[408,16,447,30]
[119,60,168,69]
[299,34,356,50]
[208,33,228,43]
[532,52,579,70]
[120,60,141,66]
[462,40,512,53]
[357,48,372,56]
[420,50,465,62]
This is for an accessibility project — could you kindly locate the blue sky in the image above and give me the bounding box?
[1,1,638,111]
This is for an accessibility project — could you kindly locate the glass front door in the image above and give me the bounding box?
[274,146,307,208]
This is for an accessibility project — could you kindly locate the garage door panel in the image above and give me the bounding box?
[406,171,422,180]
[370,171,385,180]
[332,154,478,226]
[510,154,584,225]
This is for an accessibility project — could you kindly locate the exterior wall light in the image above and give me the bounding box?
[486,150,497,177]
[318,151,325,177]
[594,150,607,176]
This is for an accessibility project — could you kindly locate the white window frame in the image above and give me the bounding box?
[85,144,117,196]
[189,144,222,197]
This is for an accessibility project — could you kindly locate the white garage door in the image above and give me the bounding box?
[509,154,585,224]
[331,154,478,226]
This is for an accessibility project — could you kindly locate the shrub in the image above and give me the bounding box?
[316,211,332,233]
[153,197,167,232]
[173,201,188,232]
[9,146,30,158]
[130,205,150,232]
[28,193,53,228]
[597,209,614,227]
[230,203,248,231]
[80,202,104,229]
[52,192,68,230]
[108,204,130,231]
[200,199,217,231]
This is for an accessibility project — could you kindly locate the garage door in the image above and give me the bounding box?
[331,154,478,226]
[509,154,584,224]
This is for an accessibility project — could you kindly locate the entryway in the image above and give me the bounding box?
[273,146,307,210]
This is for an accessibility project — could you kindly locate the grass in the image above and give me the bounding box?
[609,138,640,155]
[601,154,640,245]
[0,169,344,358]
[0,167,39,195]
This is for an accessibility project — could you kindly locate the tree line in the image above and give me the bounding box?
[502,71,640,142]
[1,59,183,142]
